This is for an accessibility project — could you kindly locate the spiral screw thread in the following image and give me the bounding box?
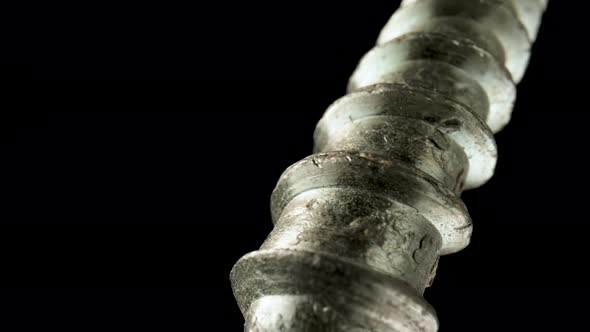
[231,1,547,331]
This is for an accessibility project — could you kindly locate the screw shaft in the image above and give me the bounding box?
[231,1,547,331]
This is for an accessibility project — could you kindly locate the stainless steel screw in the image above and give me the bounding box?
[231,1,548,330]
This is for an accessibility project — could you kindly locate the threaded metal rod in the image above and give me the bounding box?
[231,1,547,330]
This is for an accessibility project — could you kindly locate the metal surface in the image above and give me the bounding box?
[231,0,547,330]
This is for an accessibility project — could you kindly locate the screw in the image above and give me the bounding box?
[231,1,547,331]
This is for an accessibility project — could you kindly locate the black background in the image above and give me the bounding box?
[3,1,588,331]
